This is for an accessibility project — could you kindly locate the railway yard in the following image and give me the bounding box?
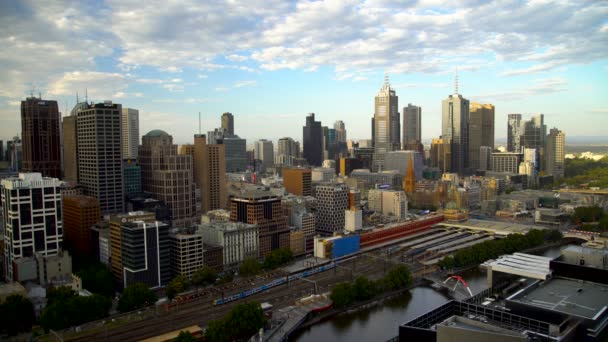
[55,220,532,341]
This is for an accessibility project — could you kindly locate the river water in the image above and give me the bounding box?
[292,246,563,341]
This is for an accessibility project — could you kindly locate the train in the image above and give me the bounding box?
[213,262,337,305]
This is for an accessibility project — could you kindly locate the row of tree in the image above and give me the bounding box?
[41,287,112,331]
[0,294,35,336]
[563,157,608,188]
[239,248,294,277]
[204,302,267,342]
[437,229,562,269]
[571,206,608,232]
[330,265,413,308]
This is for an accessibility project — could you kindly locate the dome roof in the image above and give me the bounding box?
[145,129,170,137]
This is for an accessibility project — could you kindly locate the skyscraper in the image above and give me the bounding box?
[442,91,470,174]
[76,102,124,215]
[523,115,547,171]
[334,120,347,143]
[62,195,100,258]
[468,102,495,170]
[121,108,139,160]
[302,113,323,166]
[194,134,227,213]
[402,104,421,150]
[139,130,198,226]
[373,76,400,171]
[277,137,300,166]
[221,112,234,135]
[254,139,274,170]
[507,114,522,153]
[315,183,349,234]
[546,128,565,180]
[2,173,63,281]
[62,115,78,182]
[21,97,61,178]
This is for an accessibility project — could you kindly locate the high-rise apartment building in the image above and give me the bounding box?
[254,139,274,170]
[303,113,323,166]
[442,92,470,174]
[468,103,495,170]
[230,190,289,257]
[21,97,61,178]
[402,104,421,150]
[140,130,198,226]
[373,77,400,171]
[277,137,300,166]
[314,183,349,234]
[507,114,522,153]
[546,128,565,180]
[62,195,100,258]
[62,115,78,182]
[523,114,547,171]
[221,112,234,135]
[334,120,347,143]
[1,173,63,281]
[194,134,227,213]
[170,231,204,279]
[121,108,139,160]
[76,102,124,215]
[283,168,312,196]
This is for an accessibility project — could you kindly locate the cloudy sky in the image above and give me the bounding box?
[1,0,607,145]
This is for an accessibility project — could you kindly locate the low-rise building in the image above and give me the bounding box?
[170,230,205,280]
[199,221,259,268]
[368,189,408,219]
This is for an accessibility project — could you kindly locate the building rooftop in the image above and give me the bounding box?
[145,129,170,137]
[509,277,608,320]
[438,219,546,235]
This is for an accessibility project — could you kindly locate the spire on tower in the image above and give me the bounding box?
[454,68,459,95]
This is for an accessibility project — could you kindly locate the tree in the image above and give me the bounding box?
[263,248,294,270]
[330,282,355,308]
[166,275,189,300]
[174,330,197,342]
[226,302,267,340]
[47,286,77,305]
[239,257,262,277]
[204,319,229,342]
[353,276,376,301]
[118,283,158,312]
[545,229,563,242]
[0,294,34,335]
[76,262,115,297]
[383,265,413,290]
[40,292,111,332]
[192,266,218,287]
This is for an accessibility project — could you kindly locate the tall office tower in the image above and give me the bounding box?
[7,136,23,172]
[254,139,274,170]
[315,183,349,234]
[139,130,198,226]
[371,117,375,148]
[334,120,347,143]
[205,128,247,172]
[62,115,78,182]
[277,137,300,166]
[230,190,290,257]
[507,114,522,153]
[303,113,323,166]
[468,103,495,171]
[321,126,329,160]
[0,140,3,161]
[194,134,227,213]
[77,102,124,215]
[121,108,139,160]
[283,168,312,196]
[522,114,547,171]
[479,146,492,171]
[402,104,421,150]
[430,137,451,173]
[221,112,234,135]
[123,160,142,197]
[442,90,470,174]
[546,128,565,180]
[21,97,61,178]
[1,173,63,281]
[62,195,100,258]
[373,76,400,171]
[109,211,156,285]
[490,152,522,174]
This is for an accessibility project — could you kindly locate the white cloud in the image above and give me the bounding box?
[234,80,257,88]
[471,77,567,102]
[47,71,128,100]
[226,54,248,62]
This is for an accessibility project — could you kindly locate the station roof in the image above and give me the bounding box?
[438,219,545,235]
[484,253,553,280]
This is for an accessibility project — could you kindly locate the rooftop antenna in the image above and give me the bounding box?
[30,86,35,98]
[198,112,201,135]
[39,91,42,99]
[454,68,459,95]
[384,72,390,86]
[76,91,79,104]
[85,88,88,104]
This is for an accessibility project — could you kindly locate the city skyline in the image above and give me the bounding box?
[1,1,607,144]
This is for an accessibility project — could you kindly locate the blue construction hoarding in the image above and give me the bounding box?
[332,235,360,259]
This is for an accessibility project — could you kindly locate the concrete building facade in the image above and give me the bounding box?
[468,102,495,170]
[21,97,61,178]
[283,168,312,196]
[62,195,100,258]
[199,221,258,268]
[373,77,400,171]
[315,184,349,234]
[121,108,139,160]
[545,128,565,180]
[442,93,470,174]
[402,104,421,150]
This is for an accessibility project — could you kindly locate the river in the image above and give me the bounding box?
[292,246,563,341]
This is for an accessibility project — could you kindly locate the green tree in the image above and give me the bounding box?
[166,275,190,300]
[353,276,376,301]
[263,248,294,270]
[118,283,158,312]
[226,302,267,340]
[76,262,115,297]
[330,282,355,308]
[0,294,35,335]
[40,292,111,332]
[545,229,563,242]
[239,257,262,277]
[204,319,229,342]
[192,266,218,287]
[174,330,197,342]
[47,286,77,305]
[383,265,413,290]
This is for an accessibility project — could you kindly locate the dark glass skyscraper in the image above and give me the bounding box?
[21,97,61,178]
[442,92,470,174]
[303,113,323,166]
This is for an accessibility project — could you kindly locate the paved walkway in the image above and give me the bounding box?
[265,297,332,342]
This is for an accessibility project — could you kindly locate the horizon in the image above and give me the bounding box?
[1,1,607,145]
